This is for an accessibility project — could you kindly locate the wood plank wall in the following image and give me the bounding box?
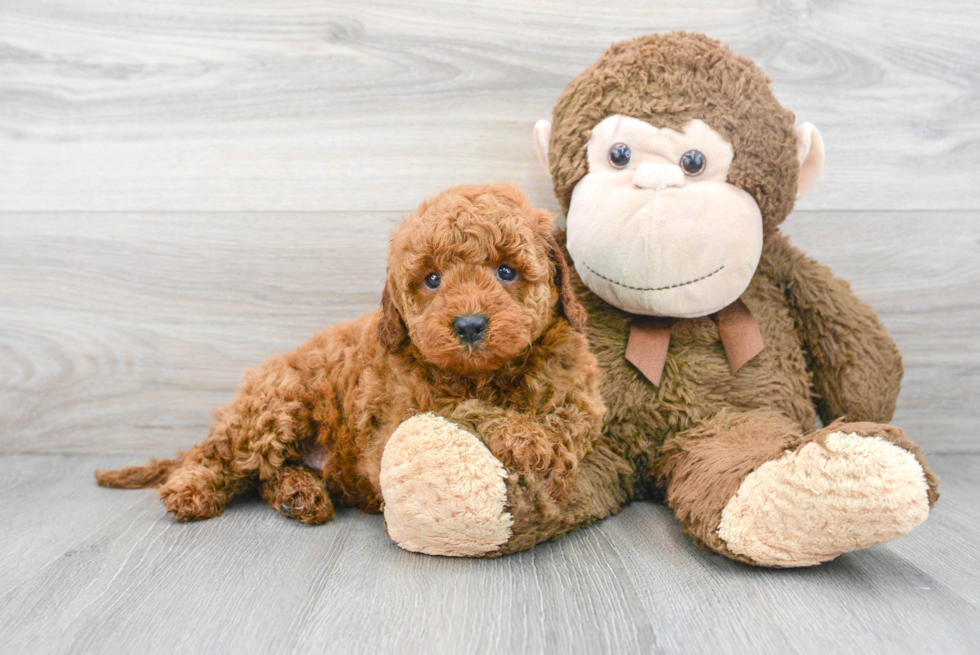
[2,0,978,454]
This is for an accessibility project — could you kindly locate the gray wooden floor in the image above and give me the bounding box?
[1,453,979,654]
[2,1,979,653]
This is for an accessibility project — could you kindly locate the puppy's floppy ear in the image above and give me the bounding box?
[540,226,587,331]
[379,281,408,353]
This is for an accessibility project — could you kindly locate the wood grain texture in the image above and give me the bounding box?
[0,453,977,655]
[0,211,396,453]
[0,454,150,594]
[1,0,979,213]
[2,210,977,454]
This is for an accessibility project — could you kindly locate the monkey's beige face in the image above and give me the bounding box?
[564,115,763,318]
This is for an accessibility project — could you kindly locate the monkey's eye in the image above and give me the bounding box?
[608,143,632,169]
[680,150,706,176]
[423,273,441,290]
[496,264,518,283]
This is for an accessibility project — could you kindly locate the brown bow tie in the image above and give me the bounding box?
[625,299,764,387]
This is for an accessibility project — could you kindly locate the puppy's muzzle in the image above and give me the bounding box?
[453,314,488,346]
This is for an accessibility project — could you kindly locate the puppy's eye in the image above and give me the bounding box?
[496,265,518,283]
[680,150,706,176]
[423,273,441,290]
[608,143,631,169]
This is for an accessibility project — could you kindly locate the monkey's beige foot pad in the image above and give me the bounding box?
[379,414,513,557]
[717,431,931,567]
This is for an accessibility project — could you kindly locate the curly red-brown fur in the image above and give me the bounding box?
[96,183,605,523]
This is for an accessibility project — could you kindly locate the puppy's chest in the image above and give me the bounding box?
[430,384,534,412]
[386,377,538,417]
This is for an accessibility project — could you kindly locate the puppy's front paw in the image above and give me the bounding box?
[717,430,932,567]
[158,465,226,522]
[494,427,579,500]
[380,414,513,557]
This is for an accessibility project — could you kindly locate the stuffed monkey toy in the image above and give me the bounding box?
[523,32,940,566]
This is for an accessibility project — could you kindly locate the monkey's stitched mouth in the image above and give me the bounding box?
[583,263,725,292]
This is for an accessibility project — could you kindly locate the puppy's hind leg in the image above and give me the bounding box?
[158,352,319,522]
[95,451,233,522]
[258,465,334,525]
[156,459,235,522]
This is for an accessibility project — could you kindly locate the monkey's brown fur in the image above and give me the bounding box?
[96,183,606,528]
[506,32,940,564]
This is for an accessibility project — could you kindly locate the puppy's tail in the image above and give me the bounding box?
[95,454,182,489]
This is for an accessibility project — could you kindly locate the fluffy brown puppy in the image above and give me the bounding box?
[97,183,605,556]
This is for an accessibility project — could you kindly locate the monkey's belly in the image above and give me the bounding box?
[585,294,817,484]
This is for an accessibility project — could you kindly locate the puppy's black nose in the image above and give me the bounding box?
[453,314,488,345]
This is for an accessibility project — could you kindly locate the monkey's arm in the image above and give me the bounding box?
[768,234,903,424]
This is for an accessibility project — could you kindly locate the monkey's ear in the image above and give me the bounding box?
[795,123,825,200]
[540,225,587,331]
[533,120,552,175]
[379,283,408,353]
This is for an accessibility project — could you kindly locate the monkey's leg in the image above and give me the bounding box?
[258,464,334,525]
[378,414,633,557]
[158,356,317,522]
[494,438,633,556]
[656,410,939,567]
